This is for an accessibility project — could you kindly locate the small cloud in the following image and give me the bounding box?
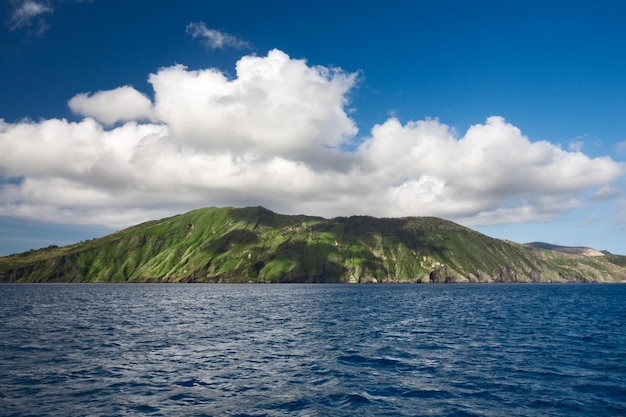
[8,0,92,35]
[186,21,250,50]
[590,185,621,201]
[568,140,584,152]
[9,0,52,33]
[68,86,153,125]
[613,140,626,154]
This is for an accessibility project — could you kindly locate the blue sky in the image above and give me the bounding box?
[1,0,625,256]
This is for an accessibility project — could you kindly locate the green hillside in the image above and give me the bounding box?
[1,206,625,283]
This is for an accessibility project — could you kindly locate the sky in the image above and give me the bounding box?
[1,0,626,256]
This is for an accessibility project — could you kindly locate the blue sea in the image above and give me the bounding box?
[1,283,625,416]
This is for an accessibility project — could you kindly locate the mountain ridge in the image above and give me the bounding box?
[525,242,607,257]
[1,206,625,283]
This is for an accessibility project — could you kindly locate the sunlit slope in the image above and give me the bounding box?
[1,206,625,283]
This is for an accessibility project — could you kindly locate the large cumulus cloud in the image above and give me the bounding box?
[360,116,622,223]
[149,50,358,165]
[0,49,623,228]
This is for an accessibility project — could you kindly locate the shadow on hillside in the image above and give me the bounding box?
[268,240,348,283]
[205,229,259,253]
[312,216,448,255]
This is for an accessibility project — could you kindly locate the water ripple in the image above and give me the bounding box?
[1,283,625,416]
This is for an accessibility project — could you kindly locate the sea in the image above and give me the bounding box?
[1,283,625,417]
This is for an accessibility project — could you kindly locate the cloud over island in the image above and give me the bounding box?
[0,49,623,228]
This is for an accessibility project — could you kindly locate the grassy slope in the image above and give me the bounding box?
[1,206,625,283]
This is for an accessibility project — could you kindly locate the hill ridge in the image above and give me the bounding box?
[525,242,607,257]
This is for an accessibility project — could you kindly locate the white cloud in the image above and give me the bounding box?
[9,0,52,32]
[0,49,624,229]
[590,185,621,201]
[186,22,250,50]
[8,0,92,35]
[614,140,626,154]
[68,86,154,125]
[568,140,584,152]
[149,49,358,165]
[359,116,623,223]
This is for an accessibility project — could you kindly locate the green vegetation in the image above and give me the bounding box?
[1,206,625,283]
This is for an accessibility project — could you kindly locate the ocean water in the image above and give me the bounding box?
[1,283,625,417]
